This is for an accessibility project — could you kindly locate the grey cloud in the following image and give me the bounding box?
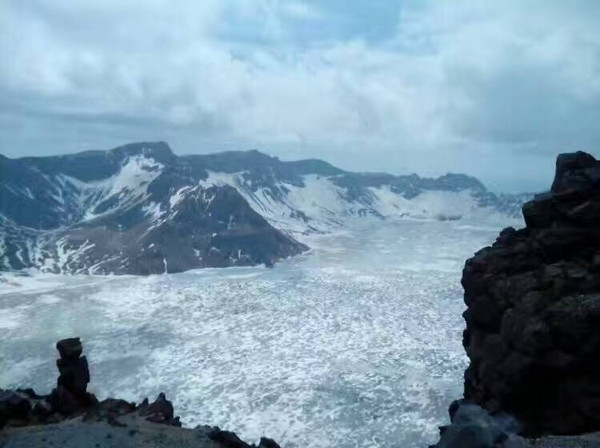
[1,0,599,192]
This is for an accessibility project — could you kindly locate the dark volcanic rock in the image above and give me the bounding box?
[431,401,600,448]
[257,437,282,448]
[56,338,83,359]
[462,151,600,436]
[551,151,600,194]
[83,398,136,424]
[431,401,529,448]
[49,337,97,415]
[208,427,252,448]
[0,338,280,448]
[138,393,181,426]
[0,391,31,427]
[207,427,281,448]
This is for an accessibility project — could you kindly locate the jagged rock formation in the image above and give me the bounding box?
[48,338,97,416]
[0,142,527,275]
[0,338,280,448]
[461,151,600,436]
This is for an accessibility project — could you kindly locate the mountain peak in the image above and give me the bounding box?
[435,173,487,192]
[550,150,600,194]
[109,141,176,165]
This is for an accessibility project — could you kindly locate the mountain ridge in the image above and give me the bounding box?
[0,142,530,275]
[0,144,497,192]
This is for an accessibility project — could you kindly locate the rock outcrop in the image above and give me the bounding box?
[433,400,530,448]
[0,338,280,448]
[461,151,600,436]
[432,401,600,448]
[47,337,97,416]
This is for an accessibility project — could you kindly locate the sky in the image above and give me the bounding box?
[1,1,599,192]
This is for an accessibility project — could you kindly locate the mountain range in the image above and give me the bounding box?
[0,142,530,274]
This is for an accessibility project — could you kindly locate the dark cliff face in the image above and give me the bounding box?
[461,151,600,436]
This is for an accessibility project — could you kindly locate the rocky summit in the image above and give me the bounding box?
[0,338,280,448]
[461,151,600,436]
[430,152,600,447]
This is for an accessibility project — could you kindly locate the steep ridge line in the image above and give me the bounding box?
[0,141,528,275]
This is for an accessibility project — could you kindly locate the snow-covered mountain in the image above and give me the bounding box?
[0,142,529,274]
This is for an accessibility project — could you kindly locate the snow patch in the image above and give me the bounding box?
[142,202,164,221]
[196,172,522,237]
[55,155,164,222]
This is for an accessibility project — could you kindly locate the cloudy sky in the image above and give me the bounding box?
[1,1,599,192]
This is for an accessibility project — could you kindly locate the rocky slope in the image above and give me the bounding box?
[433,151,600,447]
[0,338,280,448]
[0,143,307,274]
[462,151,600,436]
[0,142,527,275]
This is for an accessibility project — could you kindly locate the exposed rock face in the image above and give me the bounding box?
[0,338,280,448]
[0,391,31,428]
[432,400,529,448]
[462,151,600,436]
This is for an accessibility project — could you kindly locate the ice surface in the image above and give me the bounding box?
[0,220,501,448]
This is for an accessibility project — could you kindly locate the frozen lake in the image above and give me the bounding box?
[0,220,502,447]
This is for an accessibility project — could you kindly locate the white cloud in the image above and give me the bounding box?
[1,0,599,191]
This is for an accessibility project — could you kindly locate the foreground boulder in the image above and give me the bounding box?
[431,401,600,448]
[461,151,600,435]
[0,338,280,448]
[0,391,31,427]
[432,400,529,448]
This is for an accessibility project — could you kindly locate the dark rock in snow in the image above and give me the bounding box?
[257,437,282,448]
[432,401,600,448]
[140,393,180,426]
[551,151,600,194]
[208,427,252,448]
